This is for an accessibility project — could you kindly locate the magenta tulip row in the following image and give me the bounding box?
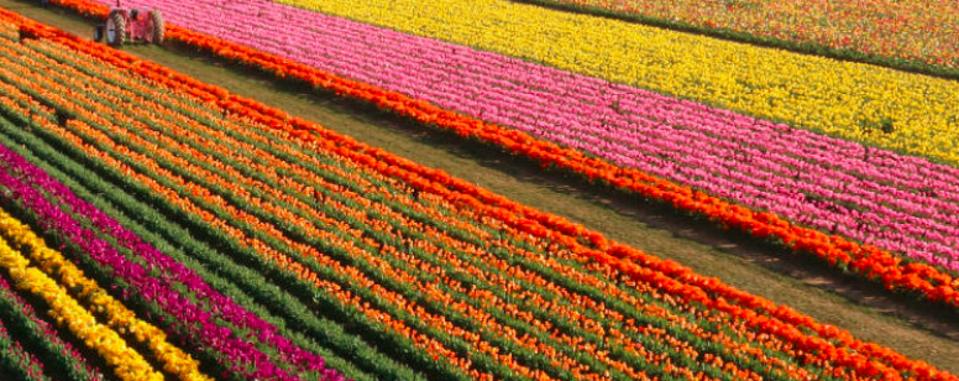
[100,0,959,272]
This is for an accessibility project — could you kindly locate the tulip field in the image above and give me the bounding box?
[0,0,954,380]
[43,0,959,309]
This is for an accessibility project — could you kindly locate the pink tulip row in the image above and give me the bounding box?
[103,0,959,272]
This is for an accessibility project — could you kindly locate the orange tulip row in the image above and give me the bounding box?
[0,5,954,380]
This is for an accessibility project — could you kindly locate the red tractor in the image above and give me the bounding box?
[93,1,164,46]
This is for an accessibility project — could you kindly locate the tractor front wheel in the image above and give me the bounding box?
[105,11,126,46]
[149,11,164,44]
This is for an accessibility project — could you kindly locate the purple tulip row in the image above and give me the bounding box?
[95,0,959,272]
[0,143,340,380]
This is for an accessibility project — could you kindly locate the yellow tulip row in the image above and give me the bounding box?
[0,209,197,381]
[278,0,959,166]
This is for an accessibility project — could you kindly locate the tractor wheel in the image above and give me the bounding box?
[149,11,165,44]
[105,11,126,46]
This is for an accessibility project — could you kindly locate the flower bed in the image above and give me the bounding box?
[0,6,952,380]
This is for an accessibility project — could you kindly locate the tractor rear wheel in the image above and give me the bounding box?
[105,11,126,46]
[149,11,164,44]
